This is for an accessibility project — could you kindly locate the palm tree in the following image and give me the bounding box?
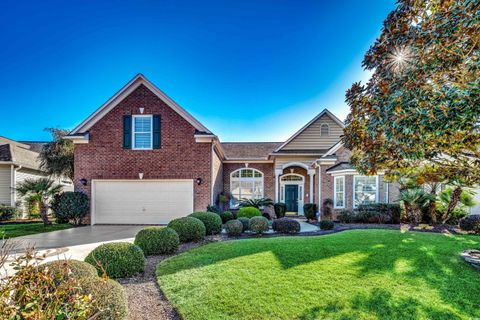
[399,188,432,224]
[239,198,274,209]
[16,178,63,225]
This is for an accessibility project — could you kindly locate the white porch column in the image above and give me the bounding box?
[274,169,282,202]
[308,169,315,204]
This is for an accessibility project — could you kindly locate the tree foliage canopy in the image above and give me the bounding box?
[343,0,480,186]
[39,128,74,181]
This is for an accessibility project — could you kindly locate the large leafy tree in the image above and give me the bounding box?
[39,128,74,181]
[343,0,480,223]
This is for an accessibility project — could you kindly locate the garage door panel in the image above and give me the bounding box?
[93,180,194,225]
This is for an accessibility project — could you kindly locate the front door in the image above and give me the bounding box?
[285,185,299,212]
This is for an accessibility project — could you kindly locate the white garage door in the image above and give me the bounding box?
[92,180,194,225]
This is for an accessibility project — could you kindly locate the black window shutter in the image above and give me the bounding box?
[123,115,132,149]
[153,115,161,149]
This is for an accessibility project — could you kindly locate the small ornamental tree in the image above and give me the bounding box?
[343,0,480,224]
[51,192,89,225]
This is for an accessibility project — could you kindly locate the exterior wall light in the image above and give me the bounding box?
[196,177,202,185]
[80,178,88,186]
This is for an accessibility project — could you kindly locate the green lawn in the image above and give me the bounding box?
[0,222,73,239]
[156,230,480,320]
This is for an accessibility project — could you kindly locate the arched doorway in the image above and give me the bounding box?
[280,173,305,215]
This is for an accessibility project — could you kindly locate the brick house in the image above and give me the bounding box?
[67,74,400,225]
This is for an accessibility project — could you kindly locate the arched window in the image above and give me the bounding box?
[320,124,330,136]
[230,168,264,207]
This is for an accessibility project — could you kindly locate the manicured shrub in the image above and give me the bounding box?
[134,227,179,255]
[356,204,401,224]
[304,203,317,221]
[459,215,480,234]
[40,259,98,280]
[51,191,89,225]
[0,205,18,221]
[219,211,234,224]
[319,220,334,230]
[189,211,222,235]
[322,198,334,220]
[225,219,243,236]
[338,210,355,223]
[274,203,287,219]
[85,242,145,278]
[249,216,269,235]
[81,276,128,320]
[167,217,206,243]
[272,218,301,234]
[237,207,261,219]
[238,217,250,231]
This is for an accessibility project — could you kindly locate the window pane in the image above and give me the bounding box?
[134,117,151,133]
[354,176,377,206]
[335,177,344,207]
[134,133,151,149]
[241,169,253,178]
[254,171,262,178]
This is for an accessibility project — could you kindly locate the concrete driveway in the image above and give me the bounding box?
[1,225,146,276]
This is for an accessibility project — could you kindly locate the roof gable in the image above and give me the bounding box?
[69,74,212,135]
[275,109,344,152]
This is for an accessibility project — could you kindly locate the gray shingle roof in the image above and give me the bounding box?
[0,137,42,170]
[0,144,12,161]
[325,162,355,173]
[221,142,282,160]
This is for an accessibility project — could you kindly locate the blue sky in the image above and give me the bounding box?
[0,0,395,142]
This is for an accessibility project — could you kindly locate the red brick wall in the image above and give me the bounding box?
[74,84,212,219]
[222,163,275,207]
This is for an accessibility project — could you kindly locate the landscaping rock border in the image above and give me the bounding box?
[460,249,480,270]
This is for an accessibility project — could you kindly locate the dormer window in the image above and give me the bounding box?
[133,115,153,149]
[320,124,330,136]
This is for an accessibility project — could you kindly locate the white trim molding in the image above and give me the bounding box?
[333,176,345,209]
[280,173,305,215]
[352,175,379,208]
[281,161,310,170]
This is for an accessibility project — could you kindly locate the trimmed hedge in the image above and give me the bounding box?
[219,211,234,224]
[189,212,222,235]
[81,276,129,320]
[304,203,317,221]
[225,219,243,236]
[274,203,287,219]
[51,192,89,225]
[41,259,98,280]
[459,215,480,234]
[337,204,401,224]
[272,218,300,234]
[249,216,269,235]
[0,205,18,221]
[167,217,206,243]
[319,220,334,230]
[238,217,250,231]
[237,207,261,219]
[134,227,179,255]
[85,242,145,278]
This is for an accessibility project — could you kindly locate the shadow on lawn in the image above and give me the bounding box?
[299,288,462,320]
[157,230,480,318]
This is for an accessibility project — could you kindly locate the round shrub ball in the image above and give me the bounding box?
[81,276,128,320]
[238,217,250,231]
[85,242,145,278]
[134,227,179,255]
[220,211,234,224]
[237,207,261,219]
[167,217,206,243]
[226,219,243,236]
[41,259,98,280]
[319,220,334,230]
[249,216,269,234]
[272,218,301,234]
[189,211,222,235]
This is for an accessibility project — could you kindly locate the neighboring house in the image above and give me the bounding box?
[0,136,73,213]
[66,74,401,225]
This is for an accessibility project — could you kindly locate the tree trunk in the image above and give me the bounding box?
[428,187,437,225]
[39,202,51,225]
[441,186,462,224]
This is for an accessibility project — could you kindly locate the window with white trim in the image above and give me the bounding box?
[334,176,345,208]
[133,115,153,149]
[320,124,330,136]
[230,168,264,207]
[353,176,378,207]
